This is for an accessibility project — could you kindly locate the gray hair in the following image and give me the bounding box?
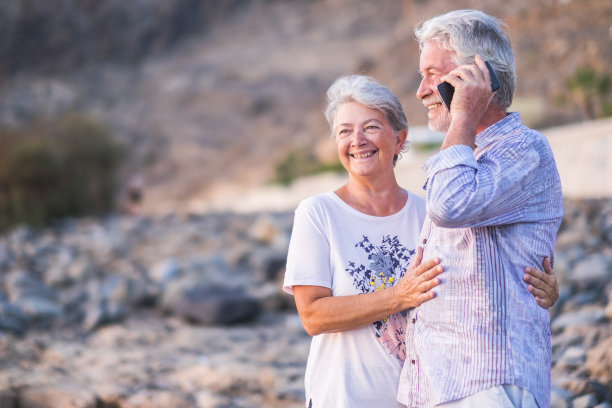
[325,75,409,164]
[414,9,516,109]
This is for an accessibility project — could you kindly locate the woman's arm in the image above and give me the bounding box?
[293,248,443,336]
[523,257,559,309]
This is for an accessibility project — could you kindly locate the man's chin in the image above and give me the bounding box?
[428,116,451,133]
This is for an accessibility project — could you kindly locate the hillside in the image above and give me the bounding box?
[0,0,610,215]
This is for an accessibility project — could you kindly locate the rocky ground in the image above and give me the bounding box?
[0,198,611,407]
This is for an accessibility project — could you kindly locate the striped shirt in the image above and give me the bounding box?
[397,113,563,408]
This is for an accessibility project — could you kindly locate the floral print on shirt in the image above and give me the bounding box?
[345,235,415,362]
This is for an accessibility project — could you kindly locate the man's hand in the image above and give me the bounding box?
[523,257,559,309]
[439,55,496,149]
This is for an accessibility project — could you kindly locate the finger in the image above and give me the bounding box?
[415,257,441,276]
[409,246,424,270]
[523,271,544,288]
[419,276,441,292]
[524,267,549,286]
[527,285,547,300]
[535,297,549,308]
[419,291,436,302]
[542,257,553,275]
[421,264,444,281]
[474,54,487,79]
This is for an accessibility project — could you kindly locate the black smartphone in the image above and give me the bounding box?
[437,60,501,111]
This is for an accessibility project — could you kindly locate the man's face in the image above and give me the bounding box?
[417,41,458,133]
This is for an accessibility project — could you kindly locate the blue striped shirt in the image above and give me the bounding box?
[397,113,563,408]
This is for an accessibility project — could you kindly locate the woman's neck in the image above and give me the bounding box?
[335,176,407,217]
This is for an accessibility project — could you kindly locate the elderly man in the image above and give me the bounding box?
[397,10,563,408]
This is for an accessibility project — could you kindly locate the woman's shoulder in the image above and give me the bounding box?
[296,191,338,213]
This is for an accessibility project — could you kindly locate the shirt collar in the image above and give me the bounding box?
[475,112,522,149]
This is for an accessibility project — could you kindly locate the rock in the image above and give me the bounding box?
[122,390,193,408]
[0,301,30,335]
[551,385,572,408]
[246,246,288,281]
[0,198,610,407]
[150,258,182,286]
[606,303,612,322]
[569,254,612,287]
[248,214,290,250]
[5,270,57,303]
[573,393,599,408]
[586,337,612,382]
[558,345,587,369]
[18,385,98,408]
[161,280,261,325]
[82,300,126,332]
[551,306,607,332]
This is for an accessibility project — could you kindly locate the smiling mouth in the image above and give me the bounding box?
[426,101,443,110]
[351,151,376,159]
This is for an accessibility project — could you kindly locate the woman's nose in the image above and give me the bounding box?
[351,129,367,145]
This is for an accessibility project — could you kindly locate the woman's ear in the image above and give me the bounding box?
[396,129,408,154]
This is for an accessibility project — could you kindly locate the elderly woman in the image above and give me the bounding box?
[283,75,557,408]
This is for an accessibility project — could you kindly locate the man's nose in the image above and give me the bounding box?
[416,77,433,100]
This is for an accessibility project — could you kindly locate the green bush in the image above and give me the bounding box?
[565,66,612,120]
[0,114,124,231]
[272,146,344,186]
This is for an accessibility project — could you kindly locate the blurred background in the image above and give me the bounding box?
[1,0,611,221]
[0,1,611,407]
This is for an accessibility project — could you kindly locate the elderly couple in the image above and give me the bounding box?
[283,9,563,408]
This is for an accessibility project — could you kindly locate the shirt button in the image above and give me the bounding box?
[411,360,416,364]
[412,318,416,323]
[422,238,427,244]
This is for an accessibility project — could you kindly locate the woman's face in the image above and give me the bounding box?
[334,101,405,179]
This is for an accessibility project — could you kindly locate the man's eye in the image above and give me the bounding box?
[338,129,350,136]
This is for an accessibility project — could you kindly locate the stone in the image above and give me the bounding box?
[605,293,612,320]
[150,258,182,286]
[0,198,610,408]
[569,254,612,286]
[18,385,98,408]
[586,337,612,382]
[551,306,607,332]
[573,393,598,408]
[122,390,193,408]
[0,301,29,335]
[558,345,587,369]
[161,280,261,325]
[550,385,572,408]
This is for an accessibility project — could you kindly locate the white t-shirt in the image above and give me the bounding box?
[283,190,426,408]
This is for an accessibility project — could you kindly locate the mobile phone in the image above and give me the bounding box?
[437,60,501,111]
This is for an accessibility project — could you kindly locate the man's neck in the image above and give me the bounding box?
[441,107,507,150]
[475,109,507,134]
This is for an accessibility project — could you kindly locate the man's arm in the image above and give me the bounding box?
[424,140,540,228]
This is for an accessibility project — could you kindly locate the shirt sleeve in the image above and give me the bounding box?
[423,140,540,228]
[283,200,332,294]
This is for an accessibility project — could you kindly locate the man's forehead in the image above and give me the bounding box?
[419,42,458,72]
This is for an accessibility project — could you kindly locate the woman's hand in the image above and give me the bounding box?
[523,257,559,309]
[392,246,443,310]
[292,247,443,336]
